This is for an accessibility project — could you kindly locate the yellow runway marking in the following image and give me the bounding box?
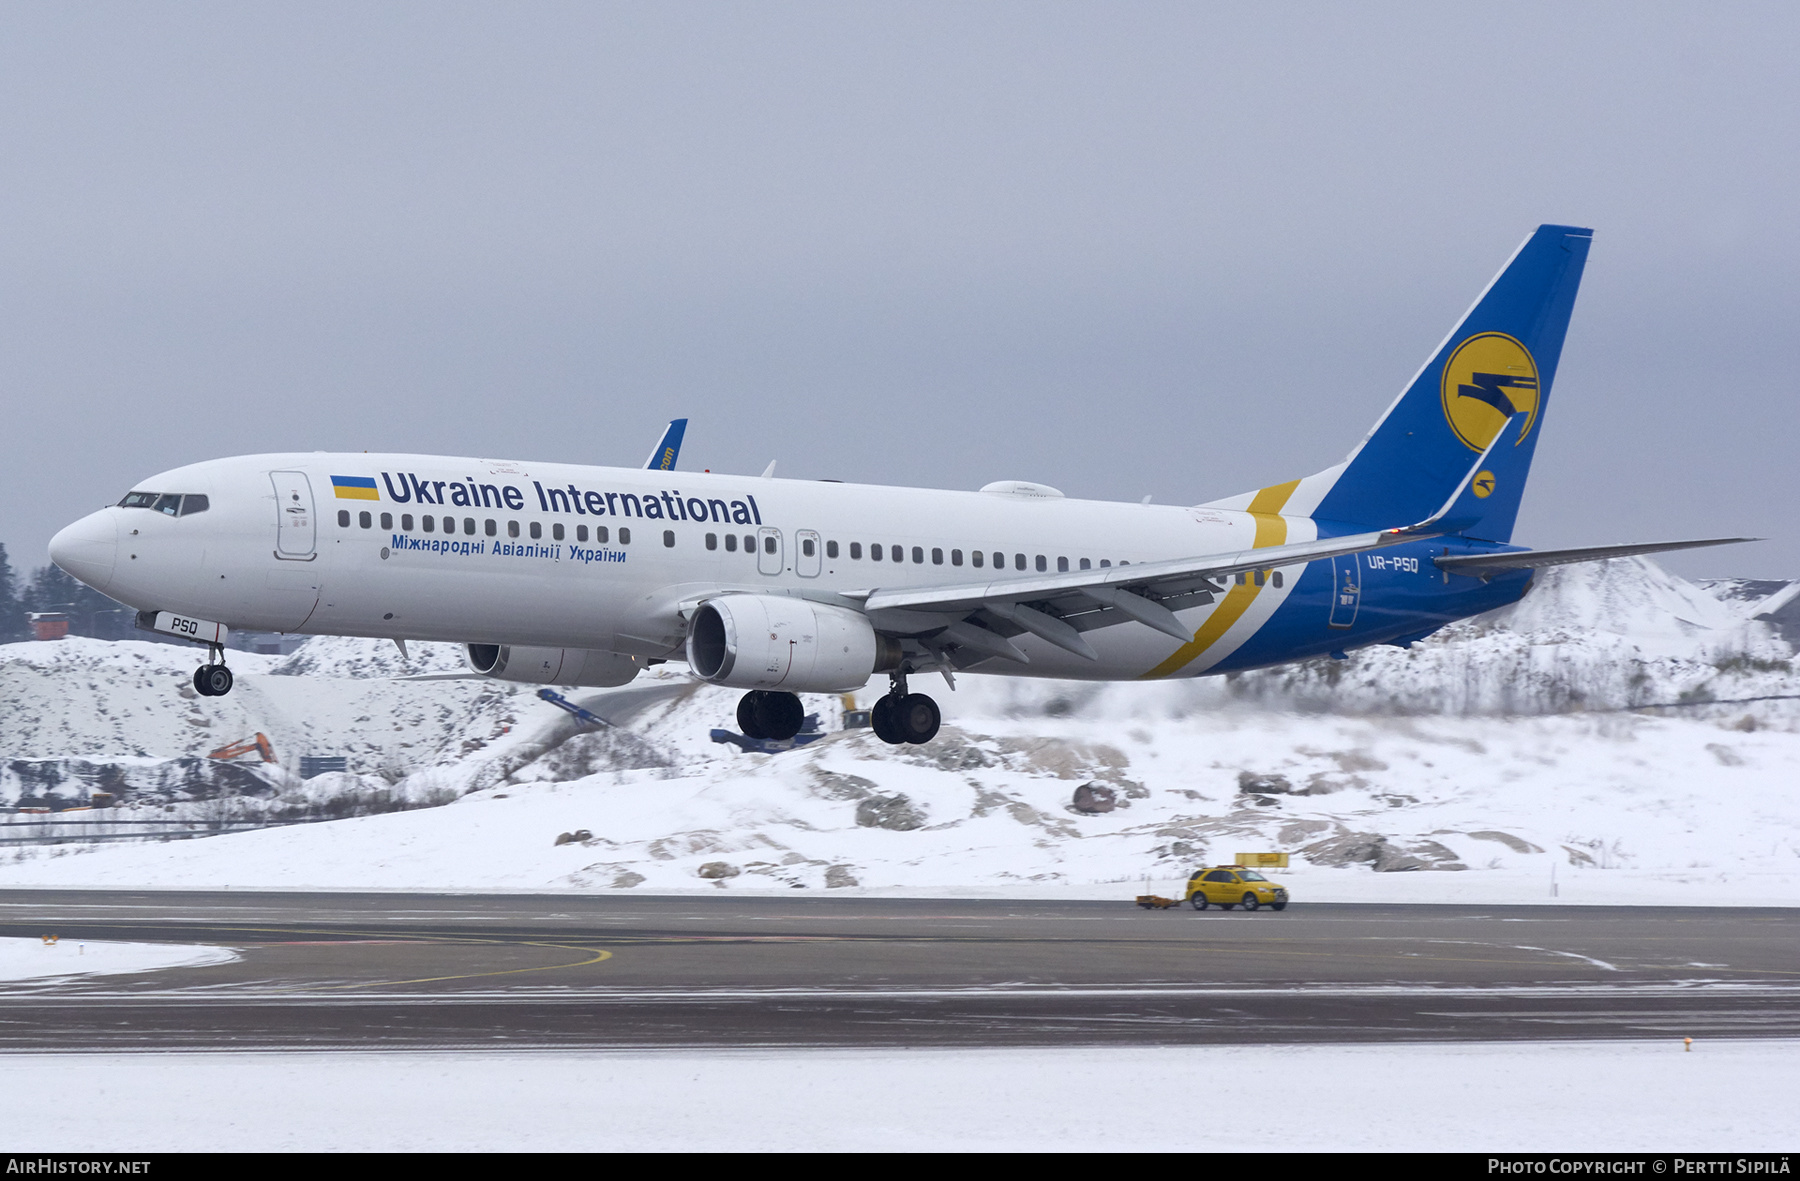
[308,943,613,992]
[129,924,621,992]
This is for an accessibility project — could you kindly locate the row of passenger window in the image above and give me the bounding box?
[693,533,1125,571]
[337,511,1283,586]
[705,533,777,554]
[832,543,1115,572]
[691,532,1136,572]
[806,540,1282,585]
[338,509,638,545]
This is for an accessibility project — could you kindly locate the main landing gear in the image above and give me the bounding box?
[736,672,943,747]
[192,644,234,698]
[869,671,940,746]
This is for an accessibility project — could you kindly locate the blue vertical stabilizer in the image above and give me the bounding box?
[1312,225,1592,541]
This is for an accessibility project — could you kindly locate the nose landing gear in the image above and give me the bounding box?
[192,644,234,698]
[869,671,940,746]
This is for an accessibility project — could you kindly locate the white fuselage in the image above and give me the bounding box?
[47,226,1611,699]
[51,452,1323,681]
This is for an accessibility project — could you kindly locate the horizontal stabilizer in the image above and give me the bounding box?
[1435,537,1758,575]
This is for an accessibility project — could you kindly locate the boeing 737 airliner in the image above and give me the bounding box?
[48,225,1748,745]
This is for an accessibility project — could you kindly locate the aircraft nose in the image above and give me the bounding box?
[49,511,118,593]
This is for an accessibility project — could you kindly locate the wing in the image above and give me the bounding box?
[851,423,1521,663]
[853,527,1422,663]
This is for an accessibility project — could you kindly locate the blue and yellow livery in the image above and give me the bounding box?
[49,224,1757,746]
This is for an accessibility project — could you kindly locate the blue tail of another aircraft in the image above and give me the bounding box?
[1309,225,1592,542]
[645,419,688,472]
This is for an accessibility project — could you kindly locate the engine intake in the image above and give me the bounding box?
[465,644,641,687]
[686,595,899,692]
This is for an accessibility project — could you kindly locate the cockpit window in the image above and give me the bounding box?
[119,491,208,516]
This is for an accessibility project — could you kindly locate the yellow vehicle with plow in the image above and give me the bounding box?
[1185,864,1290,912]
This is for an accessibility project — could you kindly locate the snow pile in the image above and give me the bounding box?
[1703,577,1800,646]
[268,634,470,678]
[0,639,283,761]
[0,558,1797,900]
[0,635,567,809]
[0,937,238,982]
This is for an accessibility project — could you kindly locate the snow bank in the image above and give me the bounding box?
[267,634,470,678]
[0,937,237,982]
[6,704,1800,903]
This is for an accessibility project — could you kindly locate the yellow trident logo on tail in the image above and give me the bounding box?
[1441,332,1539,451]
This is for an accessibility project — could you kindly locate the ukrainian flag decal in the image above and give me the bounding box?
[330,476,380,501]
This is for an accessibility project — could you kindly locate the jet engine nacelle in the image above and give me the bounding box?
[465,644,641,688]
[686,594,899,693]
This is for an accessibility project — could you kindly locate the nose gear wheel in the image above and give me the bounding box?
[193,664,234,697]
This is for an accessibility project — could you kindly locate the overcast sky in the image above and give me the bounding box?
[3,2,1795,579]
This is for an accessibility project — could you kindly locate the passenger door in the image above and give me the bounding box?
[795,530,822,577]
[270,472,317,560]
[757,527,783,576]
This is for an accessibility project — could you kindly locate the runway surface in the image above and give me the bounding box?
[1,890,1795,1050]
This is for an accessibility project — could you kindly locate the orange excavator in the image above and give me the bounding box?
[208,733,276,763]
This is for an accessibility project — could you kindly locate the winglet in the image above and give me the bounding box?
[644,419,688,471]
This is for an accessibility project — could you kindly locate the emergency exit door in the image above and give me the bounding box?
[795,530,822,577]
[757,527,783,576]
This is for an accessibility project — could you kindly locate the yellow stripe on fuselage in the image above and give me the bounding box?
[333,486,381,500]
[1139,479,1299,679]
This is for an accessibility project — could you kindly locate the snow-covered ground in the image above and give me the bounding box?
[1,1040,1788,1151]
[0,937,237,981]
[6,706,1800,904]
[0,558,1795,902]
